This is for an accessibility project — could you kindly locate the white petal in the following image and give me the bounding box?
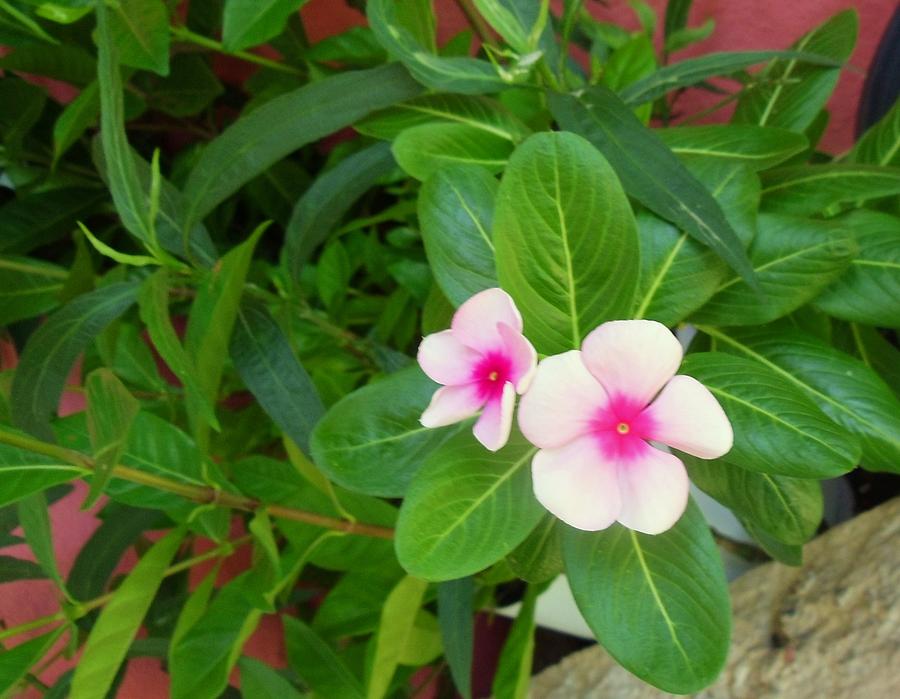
[473,381,515,451]
[531,436,621,531]
[517,351,607,449]
[417,330,480,386]
[420,383,483,428]
[451,287,523,353]
[498,322,537,393]
[581,320,683,407]
[644,375,733,459]
[616,445,689,535]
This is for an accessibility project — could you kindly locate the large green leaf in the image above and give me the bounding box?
[238,657,304,699]
[0,555,45,583]
[851,97,900,166]
[0,627,66,696]
[310,366,462,497]
[684,455,822,545]
[181,64,421,232]
[620,50,841,106]
[562,499,730,694]
[0,438,85,509]
[395,430,542,581]
[493,131,639,354]
[393,122,512,180]
[222,0,308,52]
[367,0,505,94]
[814,210,900,328]
[760,164,900,215]
[0,256,67,326]
[437,578,474,699]
[680,352,860,478]
[0,188,105,255]
[691,214,856,326]
[549,87,755,285]
[656,125,807,171]
[506,515,562,584]
[313,567,403,639]
[732,10,857,131]
[699,325,900,473]
[69,527,185,699]
[230,301,324,453]
[0,43,95,85]
[284,617,365,699]
[10,281,139,440]
[418,165,498,306]
[357,94,530,142]
[107,0,170,76]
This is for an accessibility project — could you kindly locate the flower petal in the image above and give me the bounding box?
[417,330,481,386]
[451,288,523,352]
[420,383,483,428]
[531,436,621,531]
[517,351,607,449]
[644,375,733,459]
[498,322,537,393]
[473,381,515,451]
[616,445,689,535]
[581,320,683,407]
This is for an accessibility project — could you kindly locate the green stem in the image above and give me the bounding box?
[452,0,494,45]
[170,25,304,76]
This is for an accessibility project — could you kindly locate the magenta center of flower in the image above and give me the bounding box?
[591,395,656,462]
[472,352,511,401]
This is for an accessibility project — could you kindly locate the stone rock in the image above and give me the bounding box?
[531,497,900,698]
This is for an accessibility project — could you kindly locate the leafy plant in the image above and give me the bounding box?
[1,0,898,696]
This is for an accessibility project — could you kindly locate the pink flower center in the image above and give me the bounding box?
[472,352,511,401]
[590,394,656,462]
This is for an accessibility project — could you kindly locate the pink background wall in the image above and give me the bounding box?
[2,1,896,696]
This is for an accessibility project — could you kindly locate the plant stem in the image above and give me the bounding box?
[0,428,395,540]
[0,535,253,644]
[452,0,494,45]
[170,25,304,76]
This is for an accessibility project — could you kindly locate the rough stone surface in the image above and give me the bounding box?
[531,497,900,698]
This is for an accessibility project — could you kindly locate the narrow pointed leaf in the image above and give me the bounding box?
[760,164,900,215]
[284,617,365,699]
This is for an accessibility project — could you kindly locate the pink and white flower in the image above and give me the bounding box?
[418,288,537,451]
[518,320,732,535]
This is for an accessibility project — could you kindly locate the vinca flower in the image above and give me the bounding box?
[518,320,733,535]
[417,288,537,451]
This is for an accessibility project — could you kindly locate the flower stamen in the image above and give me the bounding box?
[616,422,630,435]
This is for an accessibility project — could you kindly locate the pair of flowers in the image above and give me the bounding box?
[417,288,733,535]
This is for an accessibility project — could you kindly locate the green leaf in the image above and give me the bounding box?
[231,301,324,454]
[69,527,185,699]
[316,241,352,312]
[395,430,542,581]
[657,125,807,171]
[620,50,842,106]
[437,578,474,699]
[663,0,692,40]
[311,366,462,497]
[601,34,656,122]
[184,227,263,450]
[690,214,856,326]
[493,131,639,354]
[664,18,714,54]
[393,122,512,180]
[563,499,730,694]
[418,164,498,306]
[851,97,900,166]
[223,0,308,52]
[699,325,900,473]
[181,64,421,233]
[0,627,66,696]
[238,657,304,699]
[313,568,403,638]
[357,94,530,143]
[169,572,264,699]
[760,164,900,215]
[0,256,67,326]
[741,517,802,565]
[684,455,822,545]
[10,281,139,440]
[492,582,542,699]
[680,353,860,478]
[549,87,756,286]
[841,322,900,399]
[0,43,95,85]
[506,515,562,584]
[399,610,443,665]
[283,141,396,280]
[0,438,85,508]
[17,492,68,597]
[107,0,170,76]
[367,575,428,699]
[732,10,857,131]
[0,188,105,255]
[0,555,45,582]
[137,54,223,118]
[84,369,139,508]
[170,564,219,657]
[284,617,365,699]
[813,210,900,328]
[367,0,505,95]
